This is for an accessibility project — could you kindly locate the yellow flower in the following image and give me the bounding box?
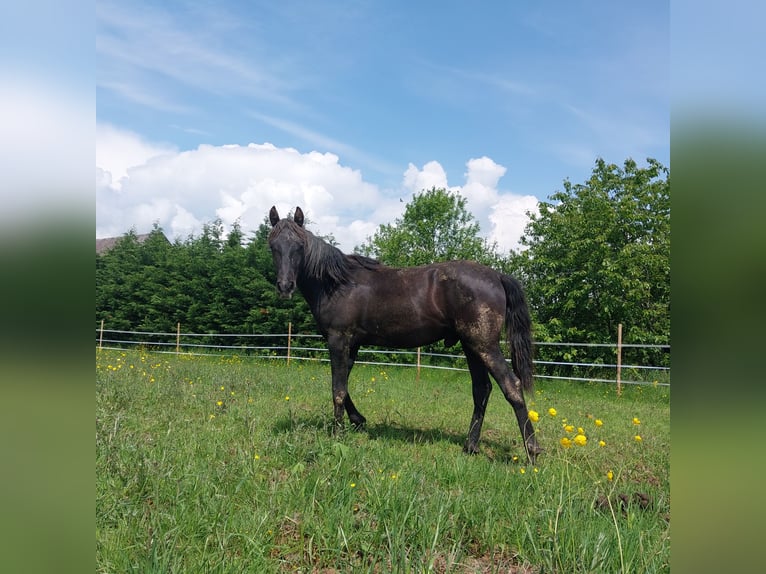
[573,434,587,446]
[577,427,585,434]
[220,386,225,391]
[559,437,572,448]
[595,419,603,427]
[528,410,539,422]
[563,424,574,433]
[216,400,223,406]
[285,396,290,401]
[548,408,557,417]
[520,468,526,474]
[598,440,606,447]
[633,417,641,425]
[634,435,642,442]
[350,483,356,488]
[607,470,614,481]
[254,454,260,460]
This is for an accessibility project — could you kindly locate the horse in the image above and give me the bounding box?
[268,206,542,463]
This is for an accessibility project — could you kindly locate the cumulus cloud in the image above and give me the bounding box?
[97,125,538,253]
[404,158,538,253]
[402,160,449,193]
[97,125,380,247]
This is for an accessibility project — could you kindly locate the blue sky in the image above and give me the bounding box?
[96,0,669,251]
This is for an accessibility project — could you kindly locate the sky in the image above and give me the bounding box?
[96,0,669,253]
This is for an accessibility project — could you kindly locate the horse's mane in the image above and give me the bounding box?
[270,219,381,289]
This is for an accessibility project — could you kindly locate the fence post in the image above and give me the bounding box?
[417,347,421,381]
[616,323,623,396]
[287,322,292,366]
[99,319,104,350]
[176,322,181,355]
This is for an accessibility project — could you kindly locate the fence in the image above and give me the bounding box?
[96,321,670,391]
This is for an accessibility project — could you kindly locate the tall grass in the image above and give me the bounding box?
[96,349,669,573]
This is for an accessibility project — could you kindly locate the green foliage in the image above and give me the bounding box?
[357,187,501,268]
[514,158,670,369]
[96,219,314,342]
[97,349,670,572]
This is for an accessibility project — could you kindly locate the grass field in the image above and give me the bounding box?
[96,349,670,573]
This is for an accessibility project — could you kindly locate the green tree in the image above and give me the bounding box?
[357,187,499,267]
[514,158,670,367]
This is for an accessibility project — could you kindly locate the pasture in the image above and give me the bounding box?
[96,349,670,573]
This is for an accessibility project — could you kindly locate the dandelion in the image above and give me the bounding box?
[254,454,260,460]
[528,410,539,422]
[350,483,356,488]
[563,424,574,433]
[216,400,223,407]
[220,386,225,391]
[574,434,587,446]
[390,473,398,480]
[577,427,585,435]
[634,435,642,442]
[548,408,557,417]
[559,437,572,448]
[607,470,614,481]
[533,467,539,473]
[599,440,606,447]
[285,396,290,401]
[595,419,603,427]
[512,455,519,463]
[633,417,641,425]
[209,414,216,420]
[520,468,526,474]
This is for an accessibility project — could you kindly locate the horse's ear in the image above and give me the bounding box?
[294,207,304,227]
[269,206,280,227]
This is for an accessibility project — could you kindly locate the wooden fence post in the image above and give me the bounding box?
[616,323,623,396]
[417,347,421,381]
[176,322,181,355]
[287,322,292,366]
[99,319,104,350]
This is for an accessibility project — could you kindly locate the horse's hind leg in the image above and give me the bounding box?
[464,349,492,454]
[482,347,543,464]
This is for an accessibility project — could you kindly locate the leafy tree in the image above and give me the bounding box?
[514,158,670,369]
[357,187,499,267]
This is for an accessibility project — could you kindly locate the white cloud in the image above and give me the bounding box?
[96,125,380,248]
[96,123,177,189]
[488,194,539,253]
[96,125,538,254]
[404,158,538,253]
[403,161,449,193]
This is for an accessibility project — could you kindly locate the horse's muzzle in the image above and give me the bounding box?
[276,280,295,298]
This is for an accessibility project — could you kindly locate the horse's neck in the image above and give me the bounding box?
[297,274,329,317]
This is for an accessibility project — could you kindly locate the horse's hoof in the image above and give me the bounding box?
[527,446,544,465]
[350,417,367,430]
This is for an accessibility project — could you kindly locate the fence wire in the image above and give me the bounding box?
[96,327,670,387]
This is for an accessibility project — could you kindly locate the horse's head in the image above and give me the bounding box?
[268,206,305,298]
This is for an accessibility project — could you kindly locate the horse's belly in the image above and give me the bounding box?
[361,322,450,349]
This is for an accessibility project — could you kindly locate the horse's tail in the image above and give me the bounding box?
[501,274,534,392]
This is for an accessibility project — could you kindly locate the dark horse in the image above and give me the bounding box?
[268,206,542,463]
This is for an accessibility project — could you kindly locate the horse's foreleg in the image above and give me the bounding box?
[464,350,492,454]
[328,341,366,431]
